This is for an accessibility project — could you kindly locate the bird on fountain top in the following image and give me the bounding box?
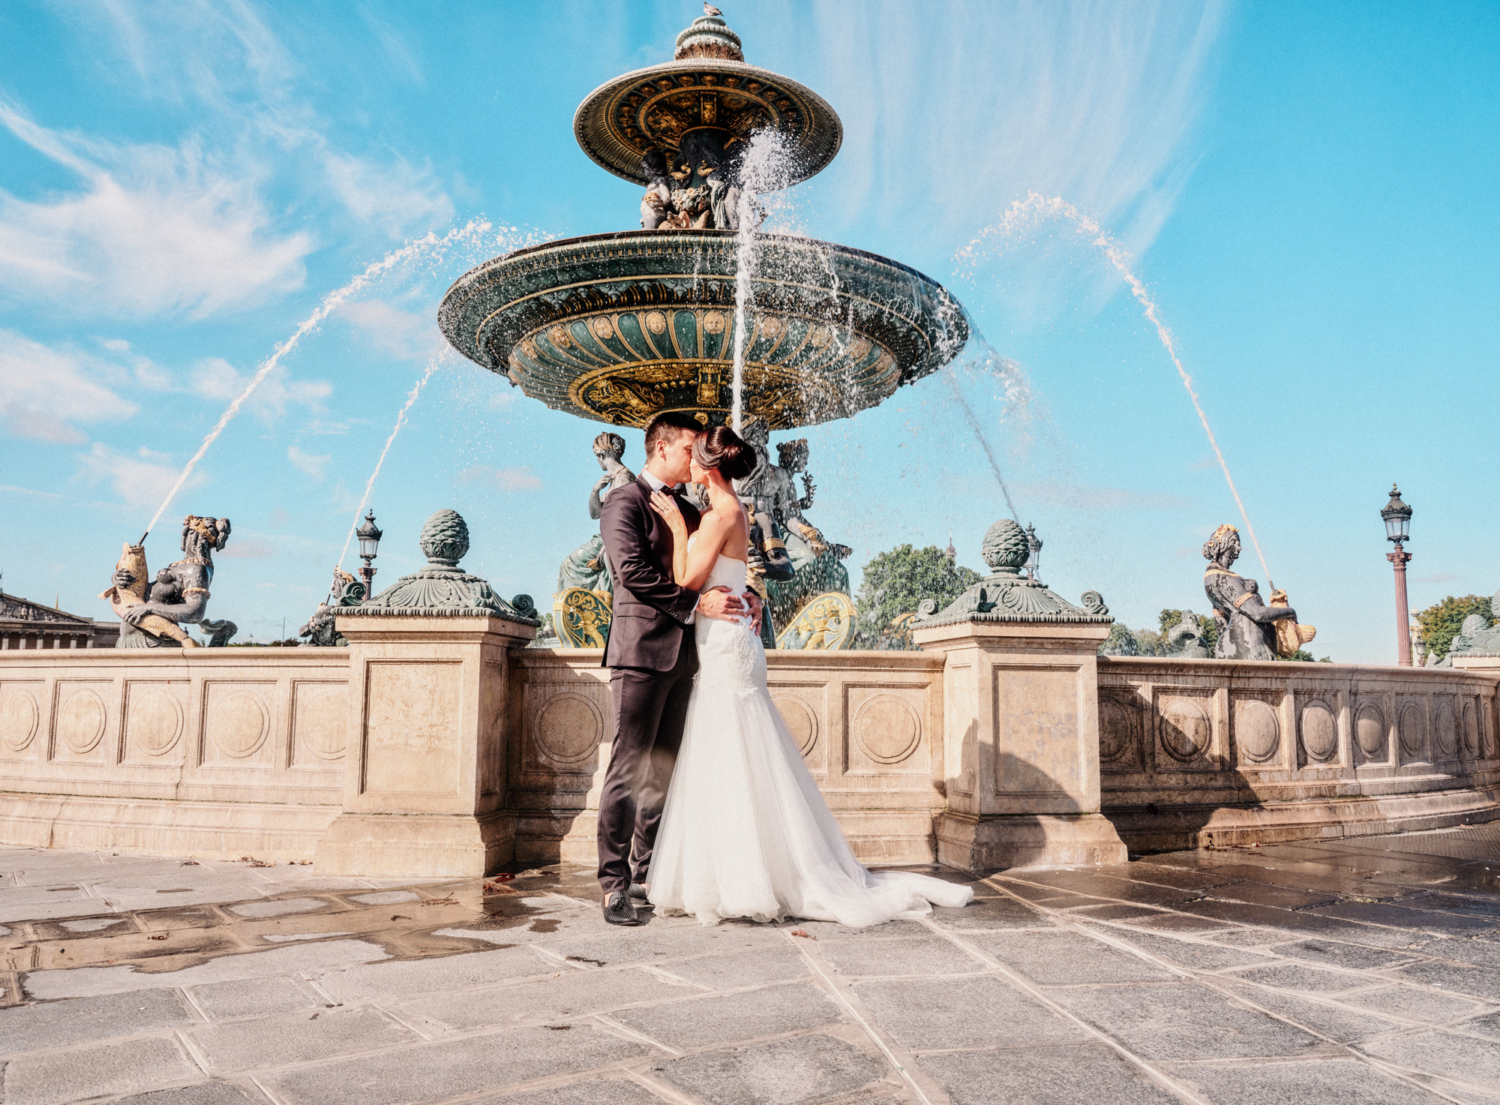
[704,3,723,16]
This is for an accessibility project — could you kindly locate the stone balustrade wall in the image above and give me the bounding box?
[1098,657,1500,851]
[1,644,1497,869]
[0,648,349,857]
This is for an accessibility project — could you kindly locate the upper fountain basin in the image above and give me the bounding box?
[437,230,970,430]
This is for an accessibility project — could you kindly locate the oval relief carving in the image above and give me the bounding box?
[0,687,39,753]
[1355,703,1386,760]
[212,691,270,758]
[771,693,818,758]
[534,693,603,765]
[296,685,347,761]
[853,694,921,765]
[1236,699,1280,764]
[1434,699,1458,758]
[1398,702,1426,759]
[1098,696,1137,764]
[1159,697,1210,763]
[127,688,182,757]
[57,689,107,755]
[1463,699,1480,755]
[1300,701,1338,763]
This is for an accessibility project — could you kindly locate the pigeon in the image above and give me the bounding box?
[704,4,723,16]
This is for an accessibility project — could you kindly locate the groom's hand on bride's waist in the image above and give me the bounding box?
[697,586,747,622]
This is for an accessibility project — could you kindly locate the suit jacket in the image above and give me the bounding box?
[599,476,701,671]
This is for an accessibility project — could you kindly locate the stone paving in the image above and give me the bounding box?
[2,826,1500,1105]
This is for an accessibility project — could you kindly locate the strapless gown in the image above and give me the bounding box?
[647,549,973,926]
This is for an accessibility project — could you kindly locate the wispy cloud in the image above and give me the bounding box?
[191,357,331,419]
[0,328,138,443]
[457,464,544,492]
[286,445,330,481]
[77,443,204,509]
[779,0,1227,257]
[341,299,446,362]
[0,102,312,317]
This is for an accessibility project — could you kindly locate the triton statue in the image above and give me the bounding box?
[733,420,850,644]
[1201,524,1313,661]
[298,567,366,647]
[101,515,236,648]
[558,432,636,595]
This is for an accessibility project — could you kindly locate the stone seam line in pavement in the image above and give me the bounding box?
[4,840,1500,1104]
[983,871,1500,1103]
[999,890,1470,1105]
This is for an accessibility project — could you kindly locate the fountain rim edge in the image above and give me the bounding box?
[571,57,844,187]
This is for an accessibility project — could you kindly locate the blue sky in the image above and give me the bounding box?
[1,1,1496,661]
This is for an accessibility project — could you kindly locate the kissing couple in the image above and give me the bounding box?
[596,411,972,927]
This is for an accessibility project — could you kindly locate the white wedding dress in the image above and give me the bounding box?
[647,547,973,927]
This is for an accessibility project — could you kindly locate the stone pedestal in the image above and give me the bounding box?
[915,620,1126,871]
[315,615,534,878]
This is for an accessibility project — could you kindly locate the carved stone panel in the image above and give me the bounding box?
[1354,701,1388,764]
[1098,689,1143,771]
[124,682,185,761]
[846,685,927,775]
[1463,697,1481,757]
[1234,697,1281,766]
[0,682,42,756]
[203,683,276,766]
[363,661,460,795]
[291,681,347,764]
[1299,700,1338,764]
[1433,696,1459,760]
[994,668,1082,797]
[534,692,605,767]
[54,683,112,761]
[1157,694,1213,768]
[770,691,819,762]
[1397,699,1428,763]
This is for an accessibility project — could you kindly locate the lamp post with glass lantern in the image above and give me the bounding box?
[1024,523,1043,582]
[356,509,383,603]
[1381,485,1413,666]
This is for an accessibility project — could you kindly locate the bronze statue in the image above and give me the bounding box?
[1167,610,1212,659]
[298,567,366,647]
[103,515,236,647]
[557,432,635,594]
[1202,524,1312,661]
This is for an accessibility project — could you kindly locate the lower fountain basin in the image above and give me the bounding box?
[437,230,968,429]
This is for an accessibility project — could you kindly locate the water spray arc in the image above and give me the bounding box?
[141,219,498,542]
[961,192,1275,587]
[337,355,447,571]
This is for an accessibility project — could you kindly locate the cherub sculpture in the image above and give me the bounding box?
[1202,524,1311,661]
[103,515,236,647]
[640,150,674,231]
[558,432,636,595]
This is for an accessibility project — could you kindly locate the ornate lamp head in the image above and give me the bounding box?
[1381,483,1412,544]
[356,509,383,561]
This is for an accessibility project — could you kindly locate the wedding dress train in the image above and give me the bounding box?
[648,549,973,926]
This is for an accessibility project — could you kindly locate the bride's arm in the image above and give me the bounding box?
[649,492,731,591]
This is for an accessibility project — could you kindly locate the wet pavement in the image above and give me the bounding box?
[2,826,1499,1104]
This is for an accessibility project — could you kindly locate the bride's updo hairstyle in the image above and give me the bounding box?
[692,425,757,482]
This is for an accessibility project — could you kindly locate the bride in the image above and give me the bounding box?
[645,425,972,927]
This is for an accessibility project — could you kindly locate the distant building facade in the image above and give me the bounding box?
[0,590,119,650]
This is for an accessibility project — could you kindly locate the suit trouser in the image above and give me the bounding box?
[596,638,697,894]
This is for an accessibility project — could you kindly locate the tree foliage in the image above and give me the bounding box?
[853,544,981,649]
[1416,595,1494,661]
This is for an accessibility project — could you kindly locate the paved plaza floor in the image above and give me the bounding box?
[2,827,1499,1105]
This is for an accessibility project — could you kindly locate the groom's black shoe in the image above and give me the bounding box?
[627,883,649,902]
[602,890,639,926]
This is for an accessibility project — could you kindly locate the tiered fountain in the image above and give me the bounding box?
[437,10,968,432]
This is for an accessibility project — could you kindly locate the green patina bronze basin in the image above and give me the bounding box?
[437,229,968,430]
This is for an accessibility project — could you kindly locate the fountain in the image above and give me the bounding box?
[437,11,967,435]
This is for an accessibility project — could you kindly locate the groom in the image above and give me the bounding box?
[596,411,758,925]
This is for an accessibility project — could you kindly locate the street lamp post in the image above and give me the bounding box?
[356,509,383,603]
[1381,485,1414,666]
[1023,523,1043,582]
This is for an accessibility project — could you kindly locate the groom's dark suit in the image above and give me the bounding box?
[596,475,701,895]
